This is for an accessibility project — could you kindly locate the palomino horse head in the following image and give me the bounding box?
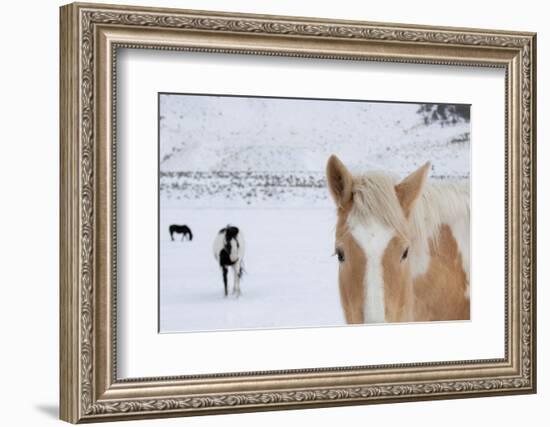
[326,155,432,324]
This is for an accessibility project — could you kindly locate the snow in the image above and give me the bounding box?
[158,94,470,333]
[160,95,470,179]
[160,207,344,332]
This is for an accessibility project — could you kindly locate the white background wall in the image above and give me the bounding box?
[0,0,545,425]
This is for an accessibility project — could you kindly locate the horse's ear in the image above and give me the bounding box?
[326,155,353,208]
[395,161,431,218]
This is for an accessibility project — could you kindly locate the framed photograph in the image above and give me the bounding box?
[60,2,537,423]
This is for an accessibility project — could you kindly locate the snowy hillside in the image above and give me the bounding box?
[159,94,470,208]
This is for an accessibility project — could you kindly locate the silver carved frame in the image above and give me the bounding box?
[59,2,537,423]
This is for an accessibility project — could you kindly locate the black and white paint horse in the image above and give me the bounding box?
[213,225,245,297]
[169,224,193,241]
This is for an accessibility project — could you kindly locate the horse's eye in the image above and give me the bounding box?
[335,248,345,263]
[401,247,409,262]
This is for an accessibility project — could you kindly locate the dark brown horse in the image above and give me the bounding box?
[169,224,193,241]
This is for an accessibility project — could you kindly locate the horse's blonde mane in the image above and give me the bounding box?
[350,171,470,248]
[350,172,409,240]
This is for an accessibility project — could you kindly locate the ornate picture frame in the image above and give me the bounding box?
[60,2,536,423]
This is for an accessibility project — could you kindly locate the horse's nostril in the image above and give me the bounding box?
[401,247,409,261]
[336,248,345,262]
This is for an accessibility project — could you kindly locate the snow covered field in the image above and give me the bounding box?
[158,94,471,333]
[160,207,344,332]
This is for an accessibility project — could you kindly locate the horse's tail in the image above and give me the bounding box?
[238,260,245,279]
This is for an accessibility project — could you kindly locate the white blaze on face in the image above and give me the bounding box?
[348,217,394,323]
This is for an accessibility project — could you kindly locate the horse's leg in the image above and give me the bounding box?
[170,231,174,241]
[222,266,228,297]
[232,261,241,297]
